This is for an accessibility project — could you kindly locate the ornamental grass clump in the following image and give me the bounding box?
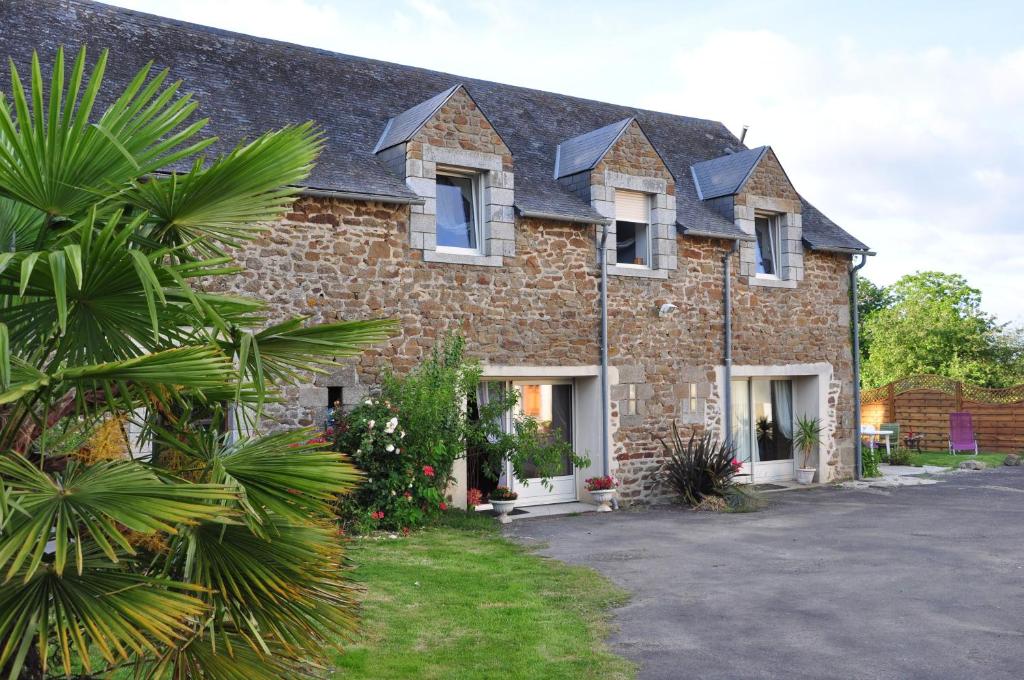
[658,422,741,507]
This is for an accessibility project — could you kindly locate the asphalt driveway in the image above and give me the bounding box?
[506,468,1024,680]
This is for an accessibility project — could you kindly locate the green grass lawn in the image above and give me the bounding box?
[907,450,1008,469]
[332,512,636,680]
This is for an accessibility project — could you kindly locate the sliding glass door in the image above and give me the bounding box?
[731,379,795,482]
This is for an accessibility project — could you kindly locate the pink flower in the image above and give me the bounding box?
[422,465,435,478]
[370,511,384,520]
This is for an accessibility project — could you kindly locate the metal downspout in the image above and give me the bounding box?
[723,241,738,449]
[599,223,610,478]
[850,254,868,479]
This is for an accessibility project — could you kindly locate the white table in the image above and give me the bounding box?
[861,427,893,458]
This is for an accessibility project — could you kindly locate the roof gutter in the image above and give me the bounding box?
[808,244,877,256]
[517,208,612,226]
[850,253,869,480]
[299,187,425,205]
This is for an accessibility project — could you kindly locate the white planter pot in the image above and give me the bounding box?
[796,468,816,485]
[491,499,516,524]
[590,489,616,512]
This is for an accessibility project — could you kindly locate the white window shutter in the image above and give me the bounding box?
[614,190,649,223]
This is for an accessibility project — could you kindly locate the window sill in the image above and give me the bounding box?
[423,249,504,267]
[748,275,796,289]
[607,265,668,279]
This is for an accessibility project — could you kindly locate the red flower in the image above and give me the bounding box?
[404,491,412,499]
[370,511,384,520]
[326,426,335,436]
[439,502,448,511]
[422,465,435,478]
[402,527,410,536]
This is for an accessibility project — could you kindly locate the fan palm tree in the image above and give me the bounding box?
[0,47,396,679]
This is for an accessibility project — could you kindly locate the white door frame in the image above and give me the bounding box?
[506,378,579,506]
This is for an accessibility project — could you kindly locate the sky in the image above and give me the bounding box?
[103,0,1024,324]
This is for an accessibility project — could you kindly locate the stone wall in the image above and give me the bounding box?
[214,195,856,503]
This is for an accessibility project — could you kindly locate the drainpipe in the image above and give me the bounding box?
[722,240,739,448]
[598,223,611,478]
[850,253,868,479]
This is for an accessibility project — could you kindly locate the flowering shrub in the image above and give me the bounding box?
[585,475,619,491]
[466,488,483,508]
[489,486,517,501]
[333,398,445,532]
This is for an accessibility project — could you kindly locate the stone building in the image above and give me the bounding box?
[10,0,872,506]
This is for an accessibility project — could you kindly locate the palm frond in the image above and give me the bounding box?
[0,46,213,221]
[128,123,324,257]
[0,553,209,678]
[169,518,357,664]
[157,428,360,527]
[0,453,237,582]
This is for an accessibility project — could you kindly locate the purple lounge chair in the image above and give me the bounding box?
[948,412,979,455]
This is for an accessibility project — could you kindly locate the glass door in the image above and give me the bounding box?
[509,380,578,506]
[731,379,795,482]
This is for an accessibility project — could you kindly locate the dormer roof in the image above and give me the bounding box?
[373,84,461,154]
[690,146,769,200]
[554,118,633,178]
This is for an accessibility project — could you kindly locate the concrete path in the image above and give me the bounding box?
[506,468,1024,680]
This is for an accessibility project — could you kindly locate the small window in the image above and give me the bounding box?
[615,190,650,267]
[436,171,481,252]
[754,215,781,277]
[623,384,637,416]
[688,383,698,413]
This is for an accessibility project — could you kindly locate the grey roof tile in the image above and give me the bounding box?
[554,118,632,178]
[690,146,768,200]
[0,0,867,252]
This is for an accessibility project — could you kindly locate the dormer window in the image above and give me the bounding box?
[754,214,781,277]
[436,170,482,253]
[615,190,651,268]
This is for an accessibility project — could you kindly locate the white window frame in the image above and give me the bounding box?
[435,166,485,256]
[614,191,652,270]
[754,213,783,280]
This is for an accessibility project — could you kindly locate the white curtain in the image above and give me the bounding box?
[477,381,509,485]
[771,380,793,441]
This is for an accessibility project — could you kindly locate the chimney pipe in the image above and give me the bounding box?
[739,125,749,146]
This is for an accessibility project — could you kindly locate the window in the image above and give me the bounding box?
[623,384,637,416]
[754,215,781,277]
[615,190,650,267]
[435,171,481,252]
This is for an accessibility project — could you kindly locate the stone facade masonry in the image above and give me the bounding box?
[211,190,857,505]
[381,88,515,267]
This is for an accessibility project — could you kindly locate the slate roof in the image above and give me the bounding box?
[373,84,460,154]
[691,146,769,200]
[554,118,633,179]
[0,0,869,252]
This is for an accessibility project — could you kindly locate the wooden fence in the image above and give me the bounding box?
[861,375,1024,453]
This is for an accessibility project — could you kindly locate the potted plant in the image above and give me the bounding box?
[793,415,822,484]
[489,486,518,524]
[585,475,619,512]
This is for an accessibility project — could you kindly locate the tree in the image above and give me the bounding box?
[861,271,1024,388]
[0,48,395,678]
[853,276,892,365]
